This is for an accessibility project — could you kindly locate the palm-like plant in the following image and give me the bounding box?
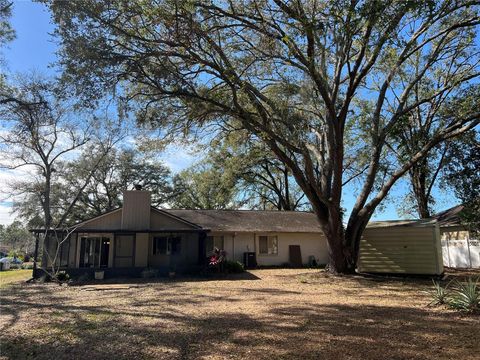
[448,277,479,313]
[427,280,450,306]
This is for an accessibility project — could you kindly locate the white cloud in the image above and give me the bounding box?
[0,166,36,226]
[0,202,15,226]
[159,144,204,173]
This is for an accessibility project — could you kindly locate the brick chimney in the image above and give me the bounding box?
[121,189,151,230]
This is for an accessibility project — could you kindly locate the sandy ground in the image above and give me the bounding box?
[0,269,479,360]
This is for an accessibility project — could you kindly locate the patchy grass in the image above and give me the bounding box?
[0,269,32,288]
[0,269,479,360]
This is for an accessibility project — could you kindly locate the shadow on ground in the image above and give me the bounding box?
[0,270,479,360]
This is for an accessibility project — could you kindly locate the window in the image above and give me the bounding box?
[258,235,278,255]
[153,236,182,255]
[79,236,110,268]
[153,237,168,255]
[206,236,224,253]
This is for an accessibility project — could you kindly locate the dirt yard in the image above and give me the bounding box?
[0,269,478,360]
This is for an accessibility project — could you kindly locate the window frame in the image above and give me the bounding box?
[258,235,278,256]
[205,235,225,254]
[153,235,182,256]
[113,234,135,268]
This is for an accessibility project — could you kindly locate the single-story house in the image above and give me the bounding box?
[34,190,329,277]
[432,205,475,240]
[32,190,446,277]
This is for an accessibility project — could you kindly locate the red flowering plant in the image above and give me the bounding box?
[209,248,227,270]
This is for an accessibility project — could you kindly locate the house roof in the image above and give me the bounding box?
[431,205,464,226]
[30,205,451,234]
[163,209,324,233]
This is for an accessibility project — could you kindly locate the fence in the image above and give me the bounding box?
[442,238,480,268]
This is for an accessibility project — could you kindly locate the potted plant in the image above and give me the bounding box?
[94,270,105,280]
[209,248,227,273]
[168,264,176,278]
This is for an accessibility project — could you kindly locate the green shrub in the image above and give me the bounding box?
[223,260,244,273]
[76,272,91,282]
[428,280,449,306]
[141,268,159,278]
[56,271,70,282]
[448,277,479,313]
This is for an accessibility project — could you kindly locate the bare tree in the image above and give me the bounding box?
[0,75,125,276]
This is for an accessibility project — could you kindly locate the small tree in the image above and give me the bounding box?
[0,220,35,256]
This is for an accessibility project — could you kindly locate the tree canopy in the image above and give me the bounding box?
[443,131,480,233]
[65,147,175,221]
[43,0,480,273]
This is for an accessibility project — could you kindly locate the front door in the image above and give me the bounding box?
[100,238,110,267]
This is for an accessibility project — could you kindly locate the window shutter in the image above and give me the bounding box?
[259,236,268,254]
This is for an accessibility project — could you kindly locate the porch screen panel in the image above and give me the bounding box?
[114,235,135,267]
[59,238,70,267]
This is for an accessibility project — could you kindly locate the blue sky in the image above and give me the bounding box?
[0,1,460,225]
[3,1,56,74]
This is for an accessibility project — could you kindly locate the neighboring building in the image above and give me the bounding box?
[433,205,480,269]
[0,245,10,258]
[432,205,474,240]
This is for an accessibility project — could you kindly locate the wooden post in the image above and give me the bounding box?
[33,232,40,278]
[466,238,472,269]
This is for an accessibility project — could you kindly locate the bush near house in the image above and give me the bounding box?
[223,260,245,274]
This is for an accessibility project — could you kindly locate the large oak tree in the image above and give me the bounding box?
[44,0,480,273]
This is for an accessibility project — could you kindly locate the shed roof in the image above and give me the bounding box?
[163,209,324,233]
[366,219,438,229]
[431,205,464,226]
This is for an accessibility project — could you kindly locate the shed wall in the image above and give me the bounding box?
[358,225,443,275]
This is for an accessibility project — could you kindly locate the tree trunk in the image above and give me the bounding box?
[410,163,431,218]
[319,206,356,274]
[40,167,52,274]
[32,232,40,278]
